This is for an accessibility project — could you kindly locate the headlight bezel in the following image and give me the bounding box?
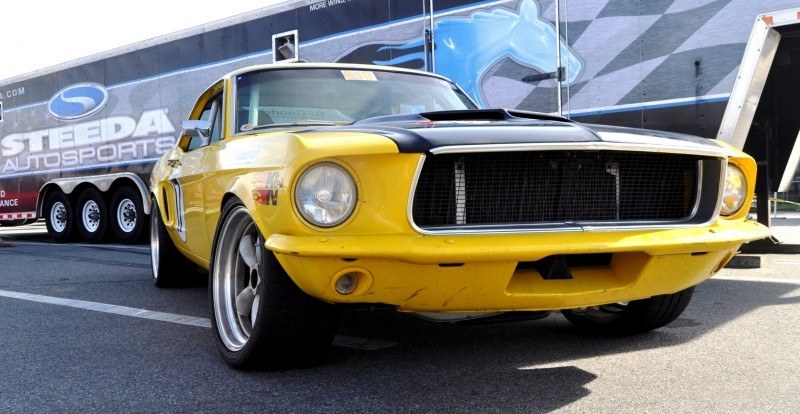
[720,162,747,217]
[293,161,358,228]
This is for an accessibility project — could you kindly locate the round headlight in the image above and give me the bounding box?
[295,162,357,227]
[720,163,747,216]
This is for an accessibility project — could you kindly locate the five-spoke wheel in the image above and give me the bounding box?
[213,211,263,351]
[210,199,339,369]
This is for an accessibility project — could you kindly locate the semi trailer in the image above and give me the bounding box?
[1,0,798,243]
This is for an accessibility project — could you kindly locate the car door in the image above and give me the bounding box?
[162,83,224,262]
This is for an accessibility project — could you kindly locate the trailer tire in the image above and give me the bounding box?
[150,199,195,287]
[210,199,339,370]
[561,287,695,335]
[76,188,108,243]
[45,192,75,243]
[110,186,146,244]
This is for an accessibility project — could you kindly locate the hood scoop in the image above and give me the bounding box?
[355,109,573,126]
[419,109,573,123]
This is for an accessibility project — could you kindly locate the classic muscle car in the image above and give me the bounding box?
[149,63,769,369]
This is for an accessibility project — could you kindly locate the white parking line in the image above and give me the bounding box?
[10,240,150,251]
[712,275,800,285]
[773,259,800,265]
[0,289,397,351]
[0,289,211,328]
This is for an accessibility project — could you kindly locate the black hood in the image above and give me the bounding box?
[307,109,715,153]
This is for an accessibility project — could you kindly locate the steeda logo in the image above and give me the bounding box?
[48,83,109,120]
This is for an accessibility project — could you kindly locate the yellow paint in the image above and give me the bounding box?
[150,66,770,312]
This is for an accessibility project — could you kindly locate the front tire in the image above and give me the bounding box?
[45,191,75,243]
[561,287,695,335]
[76,188,108,243]
[210,200,339,370]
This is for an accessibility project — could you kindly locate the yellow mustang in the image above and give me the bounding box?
[150,63,769,369]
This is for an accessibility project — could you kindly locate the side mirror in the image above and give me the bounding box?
[180,120,212,146]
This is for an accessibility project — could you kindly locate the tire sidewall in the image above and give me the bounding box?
[210,198,339,369]
[209,200,261,367]
[563,287,695,335]
[150,199,165,284]
[110,186,145,244]
[150,198,190,287]
[45,192,75,243]
[76,188,108,243]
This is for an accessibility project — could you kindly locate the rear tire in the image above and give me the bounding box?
[150,199,195,287]
[45,191,75,243]
[76,188,108,243]
[561,287,695,335]
[110,186,146,244]
[210,199,339,370]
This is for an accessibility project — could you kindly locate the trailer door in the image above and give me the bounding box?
[718,9,800,194]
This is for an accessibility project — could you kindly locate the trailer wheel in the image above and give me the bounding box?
[45,192,75,243]
[76,188,108,243]
[561,287,695,335]
[150,199,195,287]
[110,186,146,244]
[210,199,339,369]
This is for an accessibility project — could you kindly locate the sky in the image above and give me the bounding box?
[0,0,289,81]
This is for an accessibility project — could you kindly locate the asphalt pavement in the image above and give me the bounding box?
[0,220,798,413]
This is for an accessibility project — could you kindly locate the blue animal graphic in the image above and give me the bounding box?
[373,0,583,107]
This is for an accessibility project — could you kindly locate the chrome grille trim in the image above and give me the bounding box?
[429,142,728,158]
[406,148,725,235]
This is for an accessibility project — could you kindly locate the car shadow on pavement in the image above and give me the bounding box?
[282,277,800,412]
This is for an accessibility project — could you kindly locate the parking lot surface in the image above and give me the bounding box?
[0,220,798,413]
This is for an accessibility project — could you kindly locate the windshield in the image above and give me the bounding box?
[234,68,477,132]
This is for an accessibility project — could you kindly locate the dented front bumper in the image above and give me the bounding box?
[266,219,769,312]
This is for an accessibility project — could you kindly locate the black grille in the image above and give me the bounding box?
[412,151,702,229]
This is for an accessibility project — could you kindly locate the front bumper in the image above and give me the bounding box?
[265,219,769,312]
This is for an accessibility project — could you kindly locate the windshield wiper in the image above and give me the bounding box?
[247,120,350,131]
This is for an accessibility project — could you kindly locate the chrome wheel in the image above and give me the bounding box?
[150,204,160,279]
[116,198,137,233]
[213,207,262,352]
[81,200,101,233]
[50,201,68,233]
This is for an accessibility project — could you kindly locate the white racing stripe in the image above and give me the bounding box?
[0,289,211,328]
[0,289,396,350]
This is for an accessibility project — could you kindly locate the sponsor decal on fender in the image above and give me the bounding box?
[252,171,283,206]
